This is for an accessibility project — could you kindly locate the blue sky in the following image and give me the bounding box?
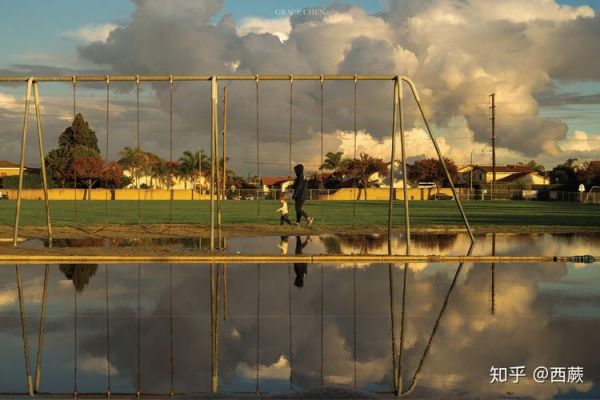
[0,0,383,67]
[1,0,597,69]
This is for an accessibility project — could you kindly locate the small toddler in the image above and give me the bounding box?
[276,192,292,225]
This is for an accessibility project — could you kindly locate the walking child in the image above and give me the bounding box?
[276,192,292,225]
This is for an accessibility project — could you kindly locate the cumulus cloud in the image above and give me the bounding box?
[559,130,600,153]
[4,0,600,171]
[237,17,291,42]
[62,23,119,43]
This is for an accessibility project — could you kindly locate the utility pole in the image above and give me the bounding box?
[490,93,496,200]
[222,86,227,198]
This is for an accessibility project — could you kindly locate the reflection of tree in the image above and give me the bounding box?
[320,236,342,254]
[411,234,458,252]
[323,234,387,254]
[53,238,106,247]
[59,264,99,292]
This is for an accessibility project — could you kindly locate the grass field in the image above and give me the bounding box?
[1,199,600,229]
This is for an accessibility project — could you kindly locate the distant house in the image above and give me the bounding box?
[462,165,548,186]
[261,176,294,193]
[495,172,549,186]
[0,160,23,177]
[122,168,208,191]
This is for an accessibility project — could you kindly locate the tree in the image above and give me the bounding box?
[46,113,101,187]
[59,264,99,292]
[151,160,176,189]
[577,160,600,188]
[407,157,458,188]
[103,161,124,189]
[319,151,344,172]
[59,113,100,152]
[549,158,579,189]
[46,148,71,187]
[178,150,209,189]
[518,160,545,174]
[73,155,104,195]
[344,153,388,189]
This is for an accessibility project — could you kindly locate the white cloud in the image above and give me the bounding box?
[62,23,118,43]
[237,17,291,42]
[0,93,20,112]
[559,130,600,153]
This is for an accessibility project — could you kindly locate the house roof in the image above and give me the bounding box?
[0,160,21,168]
[474,165,535,173]
[261,176,293,186]
[495,172,546,183]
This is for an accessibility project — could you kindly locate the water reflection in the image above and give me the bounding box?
[1,239,600,397]
[19,232,600,257]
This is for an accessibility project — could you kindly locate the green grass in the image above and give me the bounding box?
[1,199,600,228]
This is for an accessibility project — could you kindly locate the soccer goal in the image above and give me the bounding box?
[584,186,600,204]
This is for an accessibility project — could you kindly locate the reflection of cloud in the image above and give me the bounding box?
[38,250,599,397]
[0,289,16,307]
[79,356,119,376]
[237,354,290,380]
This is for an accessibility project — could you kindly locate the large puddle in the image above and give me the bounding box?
[14,232,600,256]
[1,233,599,398]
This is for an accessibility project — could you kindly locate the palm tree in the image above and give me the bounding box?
[119,146,147,187]
[151,161,174,189]
[178,150,209,189]
[320,151,344,171]
[118,146,137,168]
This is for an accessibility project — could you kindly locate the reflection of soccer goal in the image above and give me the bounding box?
[584,186,600,204]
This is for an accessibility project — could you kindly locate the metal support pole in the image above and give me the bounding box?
[353,75,358,225]
[387,78,399,250]
[34,265,49,393]
[255,263,261,394]
[255,75,261,218]
[320,264,324,387]
[289,76,293,177]
[215,85,222,249]
[223,262,228,321]
[398,82,410,255]
[288,264,293,391]
[210,76,217,250]
[490,93,496,200]
[210,263,219,393]
[222,86,228,201]
[491,233,496,315]
[401,244,473,396]
[16,265,34,396]
[396,263,408,395]
[388,263,398,395]
[13,78,33,247]
[32,82,53,246]
[169,264,175,397]
[105,265,111,398]
[402,78,474,243]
